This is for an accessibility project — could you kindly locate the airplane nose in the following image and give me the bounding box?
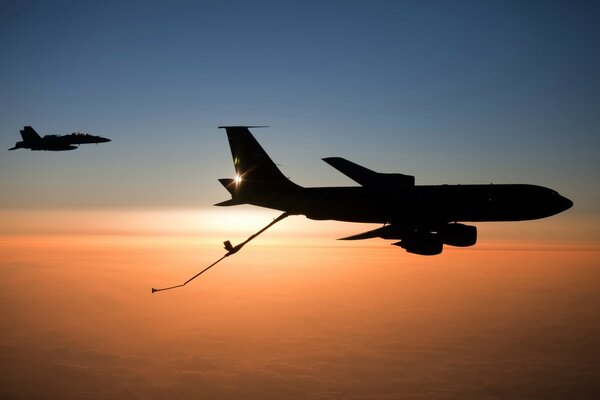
[558,195,573,212]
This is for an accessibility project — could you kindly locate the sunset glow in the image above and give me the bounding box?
[1,231,599,399]
[1,1,599,399]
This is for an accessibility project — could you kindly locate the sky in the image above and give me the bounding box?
[1,1,600,399]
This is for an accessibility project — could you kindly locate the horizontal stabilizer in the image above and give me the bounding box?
[218,178,236,195]
[215,178,241,206]
[214,199,241,207]
[323,157,414,187]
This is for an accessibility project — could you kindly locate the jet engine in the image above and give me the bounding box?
[393,231,443,256]
[439,223,477,247]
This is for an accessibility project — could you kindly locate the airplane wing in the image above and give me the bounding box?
[339,222,477,256]
[339,227,390,240]
[339,223,443,255]
[20,126,42,141]
[322,157,415,187]
[338,224,412,240]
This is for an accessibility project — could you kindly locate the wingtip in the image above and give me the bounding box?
[218,125,270,129]
[322,157,347,166]
[337,234,362,240]
[214,199,241,207]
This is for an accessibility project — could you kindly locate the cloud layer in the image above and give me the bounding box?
[1,237,599,399]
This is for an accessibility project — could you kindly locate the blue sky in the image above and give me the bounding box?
[1,0,598,214]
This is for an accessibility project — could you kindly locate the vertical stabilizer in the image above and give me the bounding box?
[216,126,301,207]
[20,126,42,142]
[218,126,299,190]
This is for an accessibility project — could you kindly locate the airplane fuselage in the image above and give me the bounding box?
[238,183,572,225]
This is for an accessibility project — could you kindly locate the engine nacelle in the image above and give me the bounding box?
[393,231,443,256]
[439,224,477,247]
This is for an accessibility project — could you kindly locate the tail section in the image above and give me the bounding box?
[219,126,289,186]
[20,126,42,142]
[214,178,241,206]
[216,126,301,208]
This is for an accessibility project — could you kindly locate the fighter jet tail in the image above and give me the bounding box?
[19,126,42,142]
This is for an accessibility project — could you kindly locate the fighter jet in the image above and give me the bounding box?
[215,126,573,255]
[9,126,111,151]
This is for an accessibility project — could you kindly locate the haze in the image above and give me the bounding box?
[1,1,599,399]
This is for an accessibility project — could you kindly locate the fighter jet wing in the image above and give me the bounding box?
[322,157,415,187]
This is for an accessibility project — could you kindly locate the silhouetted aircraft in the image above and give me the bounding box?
[9,126,111,151]
[216,126,573,255]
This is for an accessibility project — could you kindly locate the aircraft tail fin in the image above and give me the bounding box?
[218,126,289,184]
[20,126,42,142]
[218,125,301,190]
[216,126,301,208]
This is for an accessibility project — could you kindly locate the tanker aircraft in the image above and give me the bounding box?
[215,126,572,255]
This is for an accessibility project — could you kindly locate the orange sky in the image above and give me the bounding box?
[1,207,597,245]
[1,221,599,398]
[1,206,597,399]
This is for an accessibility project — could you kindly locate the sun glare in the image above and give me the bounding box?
[234,175,242,184]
